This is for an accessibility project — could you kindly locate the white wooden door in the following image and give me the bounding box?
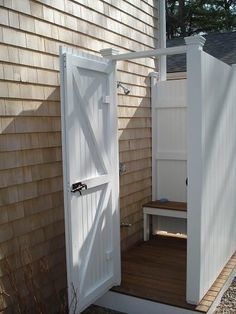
[60,48,120,313]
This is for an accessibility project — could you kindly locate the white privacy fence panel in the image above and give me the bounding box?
[151,76,187,202]
[186,37,236,304]
[201,54,236,297]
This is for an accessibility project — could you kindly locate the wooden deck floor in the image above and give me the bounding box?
[113,235,195,310]
[112,235,236,313]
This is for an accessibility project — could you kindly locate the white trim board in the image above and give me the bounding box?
[95,291,199,314]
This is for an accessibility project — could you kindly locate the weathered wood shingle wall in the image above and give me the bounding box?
[0,0,158,311]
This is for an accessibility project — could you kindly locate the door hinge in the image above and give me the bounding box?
[106,250,113,261]
[63,54,67,68]
[103,95,110,104]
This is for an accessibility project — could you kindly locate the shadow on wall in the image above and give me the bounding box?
[117,72,157,251]
[110,8,159,252]
[0,86,67,312]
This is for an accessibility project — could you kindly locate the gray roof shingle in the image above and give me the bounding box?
[167,31,236,73]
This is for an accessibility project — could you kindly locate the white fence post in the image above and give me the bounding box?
[158,0,166,81]
[149,72,159,201]
[185,35,206,304]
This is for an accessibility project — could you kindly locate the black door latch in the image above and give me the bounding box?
[71,182,87,195]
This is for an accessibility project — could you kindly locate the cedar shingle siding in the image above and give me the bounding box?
[0,0,158,311]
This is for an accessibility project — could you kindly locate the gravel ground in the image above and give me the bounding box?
[214,277,236,313]
[82,277,236,314]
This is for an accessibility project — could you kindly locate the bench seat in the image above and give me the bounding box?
[143,201,187,241]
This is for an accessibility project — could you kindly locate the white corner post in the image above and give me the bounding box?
[185,35,206,304]
[149,72,159,201]
[159,0,166,81]
[100,48,119,97]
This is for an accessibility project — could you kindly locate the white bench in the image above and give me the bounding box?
[143,201,187,241]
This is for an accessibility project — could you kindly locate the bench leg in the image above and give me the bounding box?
[143,213,150,241]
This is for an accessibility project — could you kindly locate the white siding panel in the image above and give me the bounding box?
[157,107,187,153]
[201,55,236,295]
[187,47,236,303]
[155,79,187,108]
[157,160,187,202]
[152,79,187,201]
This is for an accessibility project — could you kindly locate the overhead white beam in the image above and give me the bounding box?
[105,46,186,61]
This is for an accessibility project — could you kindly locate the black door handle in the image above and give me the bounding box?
[71,182,87,195]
